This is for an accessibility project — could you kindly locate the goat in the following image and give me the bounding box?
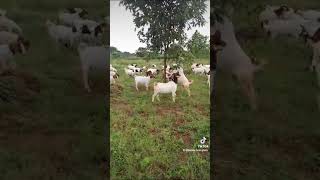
[213,16,267,110]
[152,72,180,102]
[0,40,28,74]
[134,71,154,91]
[78,43,108,92]
[0,16,23,34]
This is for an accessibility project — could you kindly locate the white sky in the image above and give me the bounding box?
[110,1,210,53]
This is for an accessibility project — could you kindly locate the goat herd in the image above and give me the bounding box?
[0,7,108,93]
[110,63,211,102]
[212,4,320,110]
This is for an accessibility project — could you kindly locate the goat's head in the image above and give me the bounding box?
[211,30,226,51]
[78,9,88,18]
[9,40,27,55]
[274,5,290,17]
[66,8,77,14]
[146,70,155,78]
[81,25,91,34]
[312,28,320,43]
[169,72,180,84]
[94,23,107,37]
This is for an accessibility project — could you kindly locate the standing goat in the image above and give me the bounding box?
[152,72,180,103]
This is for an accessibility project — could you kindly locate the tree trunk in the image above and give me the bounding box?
[163,53,167,83]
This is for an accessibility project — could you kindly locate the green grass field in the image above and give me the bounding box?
[0,1,107,179]
[214,0,320,179]
[110,59,210,179]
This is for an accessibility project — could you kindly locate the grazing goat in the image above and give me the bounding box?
[46,20,79,48]
[124,68,138,77]
[213,16,266,110]
[262,19,307,39]
[78,43,108,92]
[0,16,23,34]
[134,71,154,91]
[58,10,87,27]
[259,5,292,23]
[152,72,180,103]
[0,40,28,74]
[0,32,30,55]
[295,9,320,21]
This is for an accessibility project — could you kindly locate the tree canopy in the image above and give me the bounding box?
[120,0,207,54]
[187,30,209,58]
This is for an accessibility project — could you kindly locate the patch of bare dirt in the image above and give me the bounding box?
[156,106,184,117]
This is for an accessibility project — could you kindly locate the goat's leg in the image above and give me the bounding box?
[135,82,139,91]
[152,93,157,102]
[172,92,176,102]
[316,63,320,88]
[156,94,160,102]
[310,48,318,72]
[240,78,257,110]
[146,84,149,91]
[82,67,91,93]
[186,86,191,97]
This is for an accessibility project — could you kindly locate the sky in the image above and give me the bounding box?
[110,1,210,54]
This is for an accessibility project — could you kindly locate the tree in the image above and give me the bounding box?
[135,47,149,58]
[120,0,207,81]
[187,30,209,58]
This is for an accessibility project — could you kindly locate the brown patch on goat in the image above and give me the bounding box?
[9,41,23,54]
[211,30,226,50]
[312,28,320,43]
[274,5,290,18]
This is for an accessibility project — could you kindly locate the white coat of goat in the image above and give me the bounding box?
[134,71,153,91]
[296,10,320,21]
[46,20,78,48]
[213,16,266,110]
[152,73,180,102]
[78,43,108,92]
[0,41,26,73]
[0,16,23,34]
[263,19,307,39]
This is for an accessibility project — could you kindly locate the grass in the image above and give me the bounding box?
[0,1,107,179]
[214,0,320,179]
[110,59,210,179]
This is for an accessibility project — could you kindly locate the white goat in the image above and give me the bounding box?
[296,9,320,21]
[152,73,180,102]
[213,16,266,110]
[58,11,84,27]
[177,69,193,96]
[263,19,307,39]
[0,41,26,73]
[259,5,292,22]
[0,16,23,34]
[78,43,108,92]
[192,67,205,75]
[46,20,79,48]
[124,68,137,77]
[147,68,159,75]
[0,31,19,44]
[73,19,99,32]
[134,71,153,91]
